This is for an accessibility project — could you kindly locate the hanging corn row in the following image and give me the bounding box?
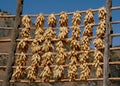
[67,12,81,81]
[53,12,68,80]
[80,10,94,80]
[12,7,107,82]
[40,14,56,82]
[93,7,106,77]
[12,15,31,80]
[27,14,45,81]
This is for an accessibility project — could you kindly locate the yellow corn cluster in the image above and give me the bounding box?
[80,10,94,80]
[48,14,57,27]
[53,12,68,80]
[59,12,68,27]
[40,14,56,82]
[83,24,93,37]
[93,7,106,77]
[96,7,106,38]
[68,12,81,81]
[13,7,107,81]
[35,14,45,28]
[58,12,68,40]
[53,65,64,80]
[12,15,31,80]
[84,10,94,25]
[98,7,106,22]
[72,11,81,26]
[27,14,45,81]
[55,41,67,65]
[54,42,66,80]
[68,64,78,81]
[40,66,52,82]
[68,51,79,81]
[80,37,90,80]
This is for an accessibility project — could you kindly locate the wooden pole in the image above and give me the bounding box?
[103,0,112,86]
[3,0,24,86]
[109,1,113,48]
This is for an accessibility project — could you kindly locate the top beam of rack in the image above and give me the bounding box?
[0,6,120,18]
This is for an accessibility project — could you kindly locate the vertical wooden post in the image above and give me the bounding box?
[108,1,113,48]
[103,0,112,86]
[3,0,24,86]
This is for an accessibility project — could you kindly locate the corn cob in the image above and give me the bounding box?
[80,10,94,80]
[27,14,45,81]
[96,21,106,38]
[12,66,26,80]
[93,7,106,78]
[84,9,94,25]
[58,27,68,40]
[71,25,80,40]
[40,66,52,82]
[98,7,106,21]
[59,12,68,27]
[40,15,56,82]
[48,14,57,27]
[67,12,81,81]
[53,12,69,80]
[72,11,82,26]
[68,64,78,81]
[53,65,64,80]
[13,15,31,80]
[35,14,45,28]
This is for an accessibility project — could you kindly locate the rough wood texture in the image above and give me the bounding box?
[103,0,112,86]
[2,0,24,86]
[1,78,120,83]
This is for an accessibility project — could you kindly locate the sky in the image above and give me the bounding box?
[0,0,120,46]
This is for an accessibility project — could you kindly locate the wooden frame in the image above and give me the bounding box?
[0,0,119,86]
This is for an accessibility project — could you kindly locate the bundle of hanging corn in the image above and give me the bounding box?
[67,12,81,81]
[53,12,68,80]
[54,41,67,80]
[80,10,94,80]
[27,14,45,81]
[93,7,106,77]
[12,15,31,80]
[40,14,56,82]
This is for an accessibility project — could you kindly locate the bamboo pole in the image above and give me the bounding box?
[0,6,120,18]
[103,0,112,86]
[2,0,24,86]
[0,21,120,30]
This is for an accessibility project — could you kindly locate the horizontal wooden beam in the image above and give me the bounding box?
[0,77,119,83]
[0,47,120,56]
[0,6,120,18]
[0,61,120,69]
[0,33,120,42]
[0,21,120,30]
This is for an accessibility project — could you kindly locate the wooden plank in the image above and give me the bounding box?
[2,0,24,86]
[0,27,13,30]
[103,0,112,86]
[0,61,120,69]
[0,46,120,57]
[0,77,120,83]
[0,6,120,18]
[1,32,120,42]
